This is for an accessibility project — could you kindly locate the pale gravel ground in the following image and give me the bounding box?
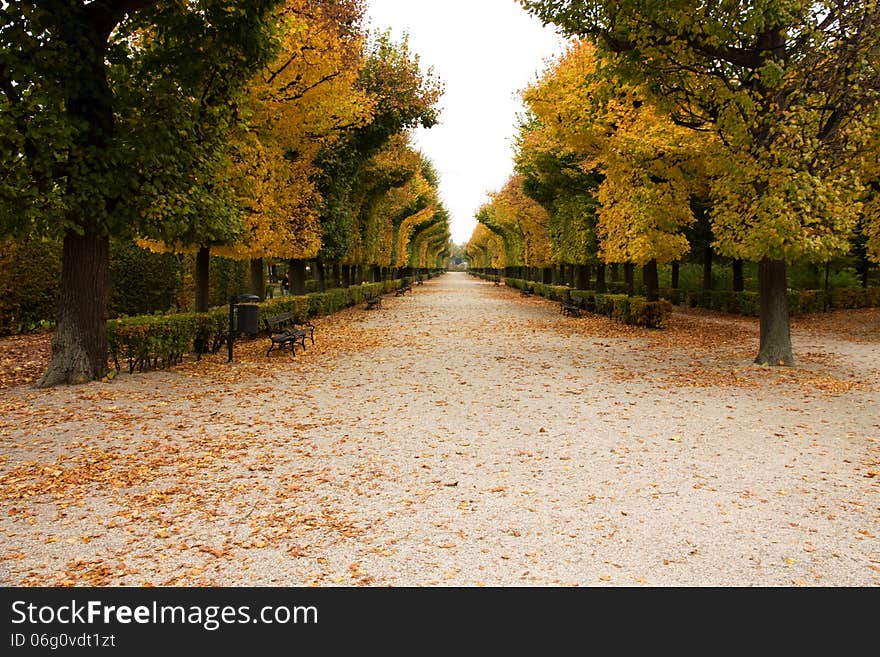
[0,272,878,586]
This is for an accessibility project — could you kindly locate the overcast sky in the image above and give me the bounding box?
[365,0,568,245]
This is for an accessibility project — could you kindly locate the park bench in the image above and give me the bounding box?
[263,312,307,357]
[415,278,424,286]
[365,293,382,310]
[561,301,581,317]
[520,286,535,296]
[395,284,412,296]
[493,277,501,286]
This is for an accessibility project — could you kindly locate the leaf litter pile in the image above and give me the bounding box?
[1,274,878,586]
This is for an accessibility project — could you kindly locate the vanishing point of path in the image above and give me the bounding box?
[1,272,878,585]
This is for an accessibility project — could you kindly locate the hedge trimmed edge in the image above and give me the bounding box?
[478,274,672,328]
[107,279,405,374]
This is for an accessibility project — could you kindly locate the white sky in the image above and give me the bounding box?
[365,0,568,245]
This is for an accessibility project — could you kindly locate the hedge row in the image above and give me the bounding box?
[107,279,403,374]
[481,275,672,328]
[473,272,880,318]
[670,286,880,316]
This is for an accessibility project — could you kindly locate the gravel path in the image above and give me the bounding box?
[1,272,878,586]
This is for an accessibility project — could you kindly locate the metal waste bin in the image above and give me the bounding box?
[236,303,259,335]
[228,294,261,363]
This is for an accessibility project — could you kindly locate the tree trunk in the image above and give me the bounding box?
[575,264,588,290]
[755,258,794,366]
[595,262,606,293]
[610,263,620,282]
[249,258,265,300]
[289,258,307,295]
[342,264,351,288]
[314,257,325,292]
[732,258,744,292]
[624,263,635,296]
[37,232,110,387]
[671,261,680,290]
[703,244,713,291]
[195,246,210,313]
[542,267,552,284]
[643,259,659,302]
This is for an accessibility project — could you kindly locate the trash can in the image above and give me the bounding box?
[236,303,259,335]
[227,294,261,363]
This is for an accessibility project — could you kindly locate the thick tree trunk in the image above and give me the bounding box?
[643,259,659,302]
[37,232,110,387]
[671,261,680,290]
[575,264,588,290]
[195,246,210,313]
[342,264,351,288]
[624,263,635,296]
[703,244,713,291]
[330,262,340,289]
[289,259,307,295]
[249,258,265,300]
[542,267,552,284]
[595,262,606,293]
[755,258,794,366]
[732,258,744,292]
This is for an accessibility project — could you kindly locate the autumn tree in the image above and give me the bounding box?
[0,0,283,386]
[315,30,443,276]
[521,0,880,365]
[218,0,373,296]
[516,118,602,289]
[474,175,553,280]
[466,224,506,270]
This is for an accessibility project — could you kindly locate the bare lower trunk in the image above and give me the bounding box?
[733,258,744,292]
[36,232,109,387]
[643,259,659,301]
[289,259,307,295]
[595,262,606,293]
[755,258,794,366]
[610,263,619,282]
[575,264,588,290]
[703,244,713,291]
[671,261,680,290]
[195,246,210,313]
[249,258,265,300]
[314,258,325,292]
[624,263,634,296]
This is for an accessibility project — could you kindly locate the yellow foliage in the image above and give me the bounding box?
[222,0,374,260]
[522,40,709,265]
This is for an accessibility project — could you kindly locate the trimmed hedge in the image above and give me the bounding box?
[107,280,403,374]
[500,277,672,328]
[674,287,879,316]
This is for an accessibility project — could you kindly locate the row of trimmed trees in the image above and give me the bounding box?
[0,0,449,386]
[469,2,879,365]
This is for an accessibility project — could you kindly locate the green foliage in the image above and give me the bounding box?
[210,257,250,308]
[501,277,670,327]
[628,298,673,328]
[830,287,880,310]
[109,240,183,317]
[106,280,404,374]
[0,236,61,335]
[107,313,200,374]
